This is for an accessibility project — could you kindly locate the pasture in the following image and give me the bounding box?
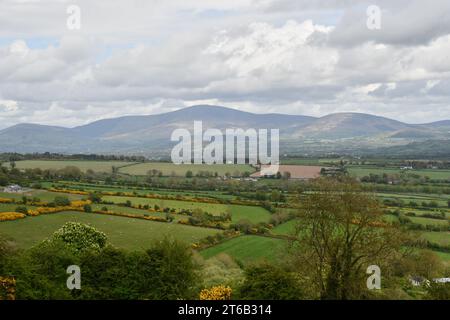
[200,235,285,264]
[0,211,219,250]
[7,160,135,173]
[348,166,450,180]
[118,162,255,176]
[102,195,271,223]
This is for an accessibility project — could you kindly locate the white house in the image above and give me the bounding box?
[3,184,23,193]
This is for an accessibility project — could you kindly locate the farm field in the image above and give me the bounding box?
[0,203,37,212]
[7,160,135,173]
[200,235,285,264]
[50,181,235,200]
[421,231,450,246]
[102,195,271,223]
[0,211,219,250]
[348,166,450,179]
[272,219,298,236]
[118,162,255,176]
[409,216,449,226]
[0,189,83,202]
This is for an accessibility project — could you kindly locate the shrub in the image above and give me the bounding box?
[15,206,28,214]
[54,196,71,207]
[200,285,232,300]
[238,263,304,300]
[49,222,107,252]
[0,212,26,221]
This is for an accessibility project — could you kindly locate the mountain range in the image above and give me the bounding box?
[0,105,449,156]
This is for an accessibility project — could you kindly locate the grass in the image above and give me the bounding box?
[51,181,234,200]
[0,190,83,202]
[272,220,298,236]
[0,211,219,250]
[8,160,134,173]
[102,195,271,224]
[0,203,38,212]
[200,235,285,264]
[348,166,450,180]
[434,251,450,263]
[421,231,450,246]
[409,216,449,226]
[118,162,255,176]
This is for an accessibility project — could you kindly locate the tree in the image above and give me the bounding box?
[15,206,28,214]
[137,238,199,299]
[425,282,450,300]
[88,193,102,204]
[186,170,193,178]
[288,178,410,300]
[83,204,92,213]
[238,263,304,300]
[49,222,107,252]
[53,196,71,207]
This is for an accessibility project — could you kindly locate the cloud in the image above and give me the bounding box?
[0,0,449,128]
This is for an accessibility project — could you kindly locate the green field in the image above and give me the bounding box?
[102,195,271,223]
[435,251,450,263]
[348,166,450,179]
[421,231,450,246]
[409,216,449,226]
[0,189,83,202]
[51,181,234,200]
[118,162,255,176]
[272,220,298,235]
[200,235,285,264]
[8,160,134,173]
[0,211,219,250]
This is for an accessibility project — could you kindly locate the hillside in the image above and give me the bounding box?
[0,105,448,155]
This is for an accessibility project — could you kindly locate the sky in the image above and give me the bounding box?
[0,0,450,129]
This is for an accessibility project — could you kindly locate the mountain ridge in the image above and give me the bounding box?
[0,105,449,155]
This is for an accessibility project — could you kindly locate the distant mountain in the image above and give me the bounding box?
[366,139,450,158]
[0,105,448,155]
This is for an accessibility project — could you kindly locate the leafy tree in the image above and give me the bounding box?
[288,178,410,300]
[137,238,199,299]
[88,193,102,203]
[238,263,304,300]
[15,206,28,214]
[0,234,14,273]
[54,196,71,207]
[48,222,107,252]
[83,204,92,213]
[4,240,77,299]
[186,170,193,178]
[425,282,450,300]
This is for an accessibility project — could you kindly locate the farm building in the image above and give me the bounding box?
[251,165,323,180]
[3,184,23,193]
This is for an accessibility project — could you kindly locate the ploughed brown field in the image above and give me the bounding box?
[251,165,323,179]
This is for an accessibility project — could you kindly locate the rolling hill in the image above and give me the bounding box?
[0,105,448,155]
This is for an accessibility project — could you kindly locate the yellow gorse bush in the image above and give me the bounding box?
[0,198,14,203]
[0,276,16,300]
[48,188,89,195]
[70,200,92,207]
[0,212,26,221]
[199,285,232,300]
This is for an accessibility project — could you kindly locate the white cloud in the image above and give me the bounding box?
[0,0,449,128]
